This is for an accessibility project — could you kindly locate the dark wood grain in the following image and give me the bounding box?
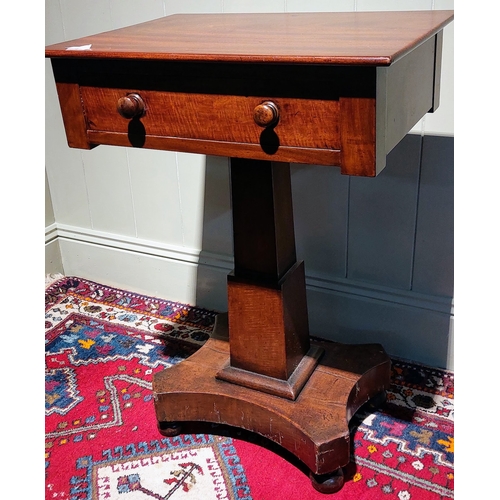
[45,11,453,66]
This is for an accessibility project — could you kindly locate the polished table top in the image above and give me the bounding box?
[45,11,453,65]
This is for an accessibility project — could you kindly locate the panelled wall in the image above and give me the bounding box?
[45,0,454,369]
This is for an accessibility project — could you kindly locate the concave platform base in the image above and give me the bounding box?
[153,314,391,481]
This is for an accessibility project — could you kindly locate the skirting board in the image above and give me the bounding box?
[45,223,64,276]
[49,224,454,370]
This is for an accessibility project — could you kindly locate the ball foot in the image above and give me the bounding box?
[158,421,182,437]
[310,467,344,494]
[369,390,387,409]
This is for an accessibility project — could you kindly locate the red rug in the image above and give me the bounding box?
[45,276,454,499]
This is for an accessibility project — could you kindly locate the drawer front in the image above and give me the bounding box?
[51,59,378,172]
[80,87,341,151]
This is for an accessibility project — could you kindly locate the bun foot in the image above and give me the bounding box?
[310,468,344,494]
[369,389,387,409]
[158,421,182,437]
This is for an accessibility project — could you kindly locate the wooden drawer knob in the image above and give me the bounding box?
[253,101,279,128]
[117,93,145,119]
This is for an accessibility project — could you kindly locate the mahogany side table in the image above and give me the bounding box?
[46,11,454,493]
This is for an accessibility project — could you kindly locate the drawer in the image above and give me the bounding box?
[50,59,380,174]
[80,86,341,152]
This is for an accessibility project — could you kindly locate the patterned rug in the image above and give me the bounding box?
[45,276,454,499]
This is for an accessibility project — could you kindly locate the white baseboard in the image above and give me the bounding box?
[45,223,64,275]
[45,222,58,245]
[46,223,453,369]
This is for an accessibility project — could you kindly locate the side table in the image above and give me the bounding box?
[46,10,454,493]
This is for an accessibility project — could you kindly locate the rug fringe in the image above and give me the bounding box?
[45,273,65,288]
